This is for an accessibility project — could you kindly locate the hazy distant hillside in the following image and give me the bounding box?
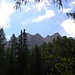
[44,33,61,43]
[27,33,44,47]
[5,32,61,48]
[27,32,61,47]
[27,33,33,41]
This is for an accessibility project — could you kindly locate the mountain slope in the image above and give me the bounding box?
[44,33,61,43]
[28,33,44,47]
[5,33,61,48]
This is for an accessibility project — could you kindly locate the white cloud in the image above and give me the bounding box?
[69,0,75,7]
[32,9,54,23]
[25,6,31,12]
[24,0,50,13]
[33,3,46,11]
[22,22,26,25]
[63,8,72,13]
[58,8,72,13]
[32,1,50,11]
[61,19,75,37]
[29,0,34,2]
[24,2,47,12]
[58,0,75,13]
[0,1,15,29]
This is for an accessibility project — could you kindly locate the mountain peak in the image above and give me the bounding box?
[28,33,44,47]
[44,32,61,43]
[6,32,62,48]
[53,33,60,36]
[45,35,50,38]
[34,33,43,38]
[35,33,41,36]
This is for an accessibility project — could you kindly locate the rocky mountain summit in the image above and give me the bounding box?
[27,33,61,47]
[5,32,61,48]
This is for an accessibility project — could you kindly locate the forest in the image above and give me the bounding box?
[0,27,75,75]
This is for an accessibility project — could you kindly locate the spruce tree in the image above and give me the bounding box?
[0,28,6,75]
[6,34,17,75]
[34,45,42,75]
[16,29,29,75]
[30,45,42,75]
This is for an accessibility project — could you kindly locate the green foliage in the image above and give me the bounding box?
[0,28,6,75]
[0,28,75,75]
[30,45,42,75]
[5,34,17,75]
[15,29,29,75]
[40,36,75,75]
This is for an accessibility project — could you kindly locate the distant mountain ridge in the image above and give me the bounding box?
[44,33,61,43]
[5,32,61,48]
[27,33,44,47]
[27,32,61,47]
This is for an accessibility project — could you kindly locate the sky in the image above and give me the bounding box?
[0,0,75,40]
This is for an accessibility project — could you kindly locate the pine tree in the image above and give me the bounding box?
[34,45,42,75]
[0,28,6,75]
[16,29,29,75]
[6,34,17,75]
[30,45,42,75]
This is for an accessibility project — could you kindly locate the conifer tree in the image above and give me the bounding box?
[6,34,17,75]
[0,28,6,75]
[34,45,42,75]
[16,29,29,75]
[30,45,42,75]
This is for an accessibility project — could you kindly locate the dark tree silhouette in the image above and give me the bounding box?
[0,28,75,75]
[16,29,29,75]
[6,34,17,75]
[0,28,6,75]
[66,11,75,22]
[14,0,65,9]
